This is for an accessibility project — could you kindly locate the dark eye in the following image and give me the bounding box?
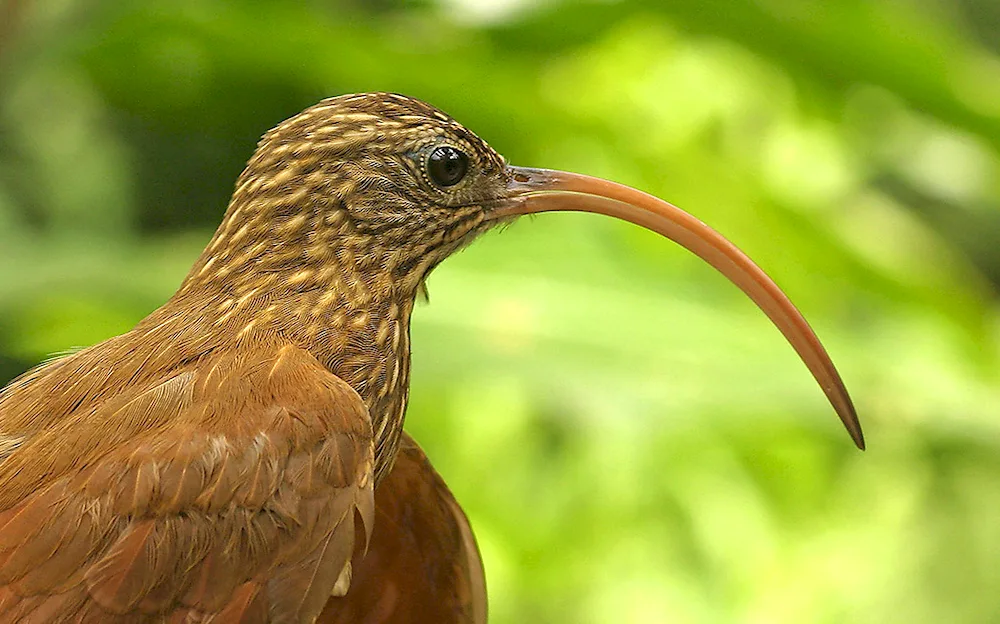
[427,146,469,187]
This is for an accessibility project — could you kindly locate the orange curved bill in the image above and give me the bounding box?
[495,166,864,450]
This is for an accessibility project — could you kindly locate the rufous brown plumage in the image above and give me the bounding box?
[0,92,862,623]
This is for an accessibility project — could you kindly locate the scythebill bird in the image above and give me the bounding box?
[0,93,863,623]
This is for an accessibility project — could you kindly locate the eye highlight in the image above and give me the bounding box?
[427,146,469,187]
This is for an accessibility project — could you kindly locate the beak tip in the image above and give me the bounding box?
[846,418,866,451]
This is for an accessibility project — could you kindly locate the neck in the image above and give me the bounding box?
[169,203,424,481]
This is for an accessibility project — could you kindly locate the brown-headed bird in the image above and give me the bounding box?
[0,93,863,623]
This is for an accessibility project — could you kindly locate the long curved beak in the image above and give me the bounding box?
[494,166,864,450]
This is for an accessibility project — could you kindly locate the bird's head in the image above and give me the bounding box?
[183,92,864,450]
[186,93,513,299]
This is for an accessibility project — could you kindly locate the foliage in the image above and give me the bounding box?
[1,0,999,621]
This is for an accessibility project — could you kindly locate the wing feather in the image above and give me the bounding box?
[85,520,158,613]
[214,580,268,623]
[0,343,375,622]
[317,432,486,624]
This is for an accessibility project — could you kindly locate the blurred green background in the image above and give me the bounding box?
[2,0,999,621]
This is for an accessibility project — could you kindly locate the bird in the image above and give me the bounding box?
[0,92,863,623]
